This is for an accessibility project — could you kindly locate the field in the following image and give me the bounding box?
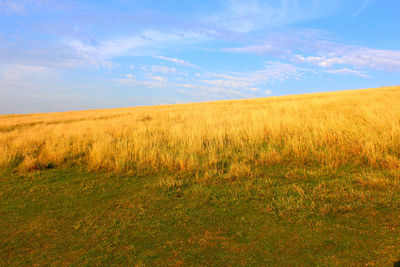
[1,86,400,265]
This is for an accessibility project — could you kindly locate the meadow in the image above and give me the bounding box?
[1,86,400,265]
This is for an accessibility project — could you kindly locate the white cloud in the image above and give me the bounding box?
[153,55,198,68]
[224,32,400,72]
[265,90,272,95]
[353,0,371,17]
[118,77,166,89]
[142,65,177,74]
[205,0,339,33]
[293,46,400,71]
[0,0,59,15]
[201,79,252,89]
[0,0,28,14]
[148,75,167,82]
[223,44,292,59]
[324,68,369,78]
[64,30,205,67]
[0,64,56,88]
[190,62,303,97]
[203,61,303,84]
[117,61,303,99]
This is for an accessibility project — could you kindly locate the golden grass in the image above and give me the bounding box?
[1,86,400,178]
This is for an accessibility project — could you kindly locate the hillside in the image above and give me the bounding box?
[1,86,400,265]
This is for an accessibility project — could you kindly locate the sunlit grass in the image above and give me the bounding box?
[1,86,400,177]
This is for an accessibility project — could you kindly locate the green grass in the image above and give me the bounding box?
[1,166,400,266]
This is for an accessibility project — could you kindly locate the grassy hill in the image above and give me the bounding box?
[1,86,400,265]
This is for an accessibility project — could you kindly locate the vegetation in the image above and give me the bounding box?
[1,86,400,265]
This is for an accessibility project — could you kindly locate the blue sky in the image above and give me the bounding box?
[0,0,399,114]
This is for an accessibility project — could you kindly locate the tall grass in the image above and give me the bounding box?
[1,86,400,178]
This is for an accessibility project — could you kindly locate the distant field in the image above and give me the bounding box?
[1,87,400,265]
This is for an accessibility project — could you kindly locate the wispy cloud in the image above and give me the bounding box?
[204,0,339,33]
[293,46,400,72]
[63,30,205,67]
[0,0,43,15]
[0,0,28,14]
[147,74,168,82]
[153,56,198,68]
[224,32,400,73]
[324,68,369,78]
[223,44,292,59]
[142,65,177,74]
[353,0,371,17]
[117,61,303,98]
[0,41,84,69]
[0,64,56,85]
[117,77,168,89]
[0,63,60,97]
[0,0,71,15]
[199,62,304,90]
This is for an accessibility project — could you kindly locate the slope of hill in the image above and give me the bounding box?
[1,86,400,265]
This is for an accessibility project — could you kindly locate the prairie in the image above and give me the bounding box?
[2,86,400,175]
[1,86,400,265]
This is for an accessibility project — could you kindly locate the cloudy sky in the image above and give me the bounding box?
[1,0,399,114]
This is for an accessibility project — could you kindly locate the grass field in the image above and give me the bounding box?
[1,86,400,265]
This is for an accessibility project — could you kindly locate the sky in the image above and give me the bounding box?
[0,0,399,114]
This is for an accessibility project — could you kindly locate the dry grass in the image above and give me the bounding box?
[1,86,400,178]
